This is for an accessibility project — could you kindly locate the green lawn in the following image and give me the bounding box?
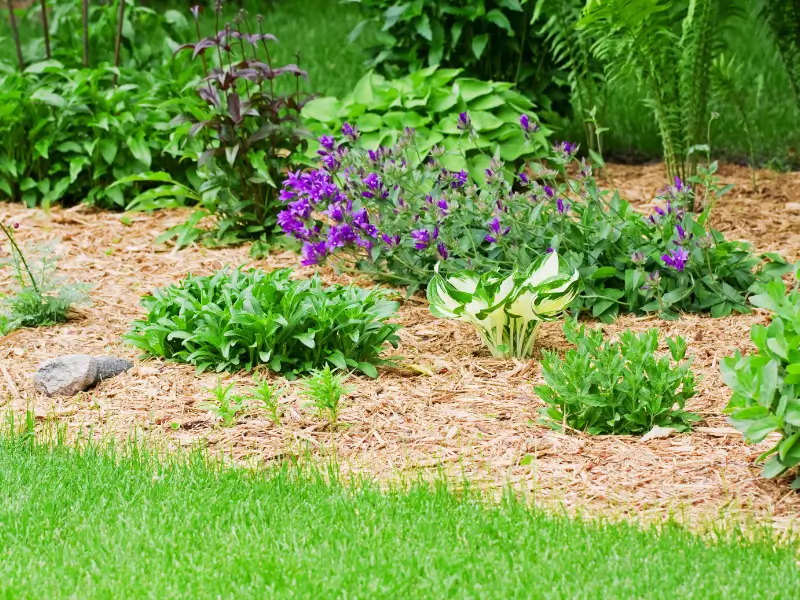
[0,432,796,599]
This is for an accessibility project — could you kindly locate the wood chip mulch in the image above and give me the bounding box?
[2,162,800,533]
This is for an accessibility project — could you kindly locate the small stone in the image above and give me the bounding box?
[93,356,134,383]
[33,355,97,397]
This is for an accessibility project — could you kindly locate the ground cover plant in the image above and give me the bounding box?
[536,322,700,435]
[124,267,401,378]
[427,252,580,358]
[299,364,353,428]
[301,67,547,178]
[721,277,800,486]
[1,433,799,599]
[0,220,89,336]
[278,120,789,321]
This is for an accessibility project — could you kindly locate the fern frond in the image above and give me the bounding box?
[764,0,800,109]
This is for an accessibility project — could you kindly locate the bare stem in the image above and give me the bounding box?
[6,0,25,71]
[82,0,89,67]
[112,0,125,85]
[39,0,51,59]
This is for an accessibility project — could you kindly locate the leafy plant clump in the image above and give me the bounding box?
[301,67,547,179]
[427,252,579,358]
[721,278,800,486]
[0,221,90,336]
[277,118,788,320]
[124,268,401,378]
[536,323,700,435]
[200,377,247,427]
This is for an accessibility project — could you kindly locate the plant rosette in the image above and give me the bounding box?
[426,252,580,359]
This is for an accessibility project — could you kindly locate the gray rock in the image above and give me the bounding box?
[93,355,133,383]
[33,354,97,397]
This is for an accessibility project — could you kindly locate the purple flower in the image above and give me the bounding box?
[451,170,468,189]
[546,247,555,253]
[437,242,449,260]
[543,185,554,198]
[518,172,529,185]
[318,136,335,151]
[662,248,690,272]
[485,217,509,244]
[631,251,646,265]
[642,270,661,291]
[674,223,692,245]
[341,122,359,141]
[326,202,346,222]
[381,233,400,247]
[190,4,200,19]
[300,241,328,266]
[437,198,448,215]
[519,114,539,136]
[411,228,437,250]
[457,112,471,132]
[556,198,570,215]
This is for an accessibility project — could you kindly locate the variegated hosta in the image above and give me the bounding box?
[427,253,580,359]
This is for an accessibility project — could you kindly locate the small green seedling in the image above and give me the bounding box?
[200,377,246,428]
[246,373,286,426]
[300,365,352,429]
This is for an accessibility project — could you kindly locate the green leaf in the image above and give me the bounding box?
[31,88,66,108]
[415,13,432,40]
[471,34,489,60]
[352,72,375,105]
[126,135,152,168]
[99,139,118,165]
[358,362,379,378]
[591,266,617,280]
[301,97,341,123]
[485,9,513,34]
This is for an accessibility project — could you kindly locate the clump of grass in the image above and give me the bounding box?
[0,221,90,336]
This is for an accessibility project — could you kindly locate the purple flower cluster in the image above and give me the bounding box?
[485,216,510,244]
[662,247,690,271]
[519,114,540,138]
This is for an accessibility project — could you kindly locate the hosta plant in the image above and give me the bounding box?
[124,268,401,378]
[300,67,548,179]
[721,278,800,487]
[427,252,580,359]
[536,323,700,435]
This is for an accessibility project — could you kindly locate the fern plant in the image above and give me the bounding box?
[535,0,605,153]
[764,0,800,110]
[579,0,734,194]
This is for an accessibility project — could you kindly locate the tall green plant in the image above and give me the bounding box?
[764,0,800,110]
[579,0,732,191]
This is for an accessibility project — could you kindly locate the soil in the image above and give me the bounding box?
[2,162,800,532]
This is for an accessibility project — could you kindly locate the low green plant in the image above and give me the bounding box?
[300,67,547,179]
[535,322,700,435]
[124,268,401,378]
[300,365,352,428]
[721,278,800,487]
[764,0,800,111]
[246,373,286,426]
[427,252,580,358]
[199,377,246,428]
[0,221,90,335]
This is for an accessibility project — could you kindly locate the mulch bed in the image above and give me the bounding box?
[2,162,800,532]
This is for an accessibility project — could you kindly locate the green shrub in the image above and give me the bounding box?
[0,59,201,209]
[124,268,401,378]
[300,365,353,428]
[301,67,546,179]
[721,279,800,487]
[535,322,700,435]
[347,0,570,114]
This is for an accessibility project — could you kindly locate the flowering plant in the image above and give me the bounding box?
[277,115,789,320]
[427,252,580,358]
